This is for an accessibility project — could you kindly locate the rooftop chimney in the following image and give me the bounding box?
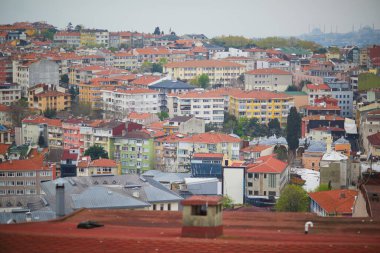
[55,182,65,217]
[181,195,223,238]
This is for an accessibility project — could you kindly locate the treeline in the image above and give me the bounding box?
[211,35,321,51]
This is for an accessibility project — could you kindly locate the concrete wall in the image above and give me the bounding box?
[29,60,59,87]
[223,167,244,204]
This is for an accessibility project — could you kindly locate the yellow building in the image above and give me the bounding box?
[229,90,294,125]
[164,60,245,86]
[80,31,97,46]
[28,84,71,112]
[78,83,120,110]
[325,52,340,61]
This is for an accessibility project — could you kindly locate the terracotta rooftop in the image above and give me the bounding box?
[182,195,222,206]
[90,158,117,168]
[0,143,10,154]
[302,115,345,121]
[306,83,331,91]
[180,132,240,144]
[22,116,62,127]
[241,144,272,153]
[308,189,358,215]
[368,132,380,146]
[246,155,288,174]
[230,90,292,100]
[1,209,379,253]
[130,76,161,86]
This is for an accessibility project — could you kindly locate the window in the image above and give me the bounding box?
[153,204,156,210]
[268,174,276,188]
[0,172,5,177]
[264,191,266,196]
[254,191,259,195]
[264,174,267,179]
[191,205,207,216]
[8,172,15,177]
[248,182,253,187]
[16,172,23,177]
[160,204,164,211]
[254,173,259,179]
[168,203,171,211]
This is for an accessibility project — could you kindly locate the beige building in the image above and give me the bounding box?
[244,68,292,92]
[245,155,289,198]
[164,60,245,86]
[77,158,119,177]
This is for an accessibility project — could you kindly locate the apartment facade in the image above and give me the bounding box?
[53,31,81,47]
[102,87,159,117]
[229,90,294,125]
[244,68,292,92]
[245,155,289,198]
[13,59,59,97]
[164,60,245,86]
[111,131,154,174]
[0,83,22,105]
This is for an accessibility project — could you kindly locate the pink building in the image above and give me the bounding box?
[62,119,84,151]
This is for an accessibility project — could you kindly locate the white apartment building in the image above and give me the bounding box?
[256,58,290,71]
[167,90,225,125]
[302,83,331,105]
[53,32,81,47]
[102,87,159,117]
[244,68,292,92]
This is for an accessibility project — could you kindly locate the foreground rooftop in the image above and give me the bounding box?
[1,209,379,252]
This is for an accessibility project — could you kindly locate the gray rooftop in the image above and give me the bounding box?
[149,80,195,90]
[40,174,183,216]
[334,136,350,145]
[142,170,190,184]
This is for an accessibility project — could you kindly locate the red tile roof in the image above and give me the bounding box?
[306,83,331,91]
[35,90,70,98]
[246,68,291,75]
[241,145,272,153]
[308,189,358,215]
[246,155,288,173]
[90,158,117,167]
[180,132,240,144]
[131,75,161,86]
[128,112,153,120]
[2,209,379,253]
[193,153,224,159]
[0,104,11,112]
[155,133,188,143]
[134,47,171,55]
[62,149,78,161]
[182,195,222,206]
[22,116,62,127]
[311,126,345,132]
[55,31,80,37]
[165,60,244,68]
[368,132,380,146]
[0,155,49,171]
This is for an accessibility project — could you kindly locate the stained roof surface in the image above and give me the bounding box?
[1,209,380,253]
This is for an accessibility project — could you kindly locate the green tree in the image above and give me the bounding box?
[67,22,73,31]
[153,27,161,35]
[60,74,69,84]
[41,28,57,41]
[198,74,210,89]
[140,61,152,73]
[38,134,46,148]
[276,185,309,212]
[43,108,56,119]
[268,118,282,136]
[9,98,32,127]
[157,111,169,121]
[71,102,93,117]
[286,107,301,164]
[205,122,220,132]
[84,145,109,160]
[69,86,78,100]
[152,63,163,73]
[74,24,83,31]
[286,85,299,91]
[275,147,288,161]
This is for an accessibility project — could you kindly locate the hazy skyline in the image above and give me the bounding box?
[1,0,380,38]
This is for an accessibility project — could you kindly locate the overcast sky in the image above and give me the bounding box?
[1,0,379,38]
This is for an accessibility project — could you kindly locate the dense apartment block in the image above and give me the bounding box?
[53,31,81,47]
[111,130,154,174]
[164,60,245,86]
[244,68,292,92]
[0,149,55,196]
[22,116,63,147]
[0,83,21,105]
[167,89,227,125]
[245,155,289,198]
[102,87,159,117]
[228,90,294,125]
[28,84,71,112]
[13,59,59,96]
